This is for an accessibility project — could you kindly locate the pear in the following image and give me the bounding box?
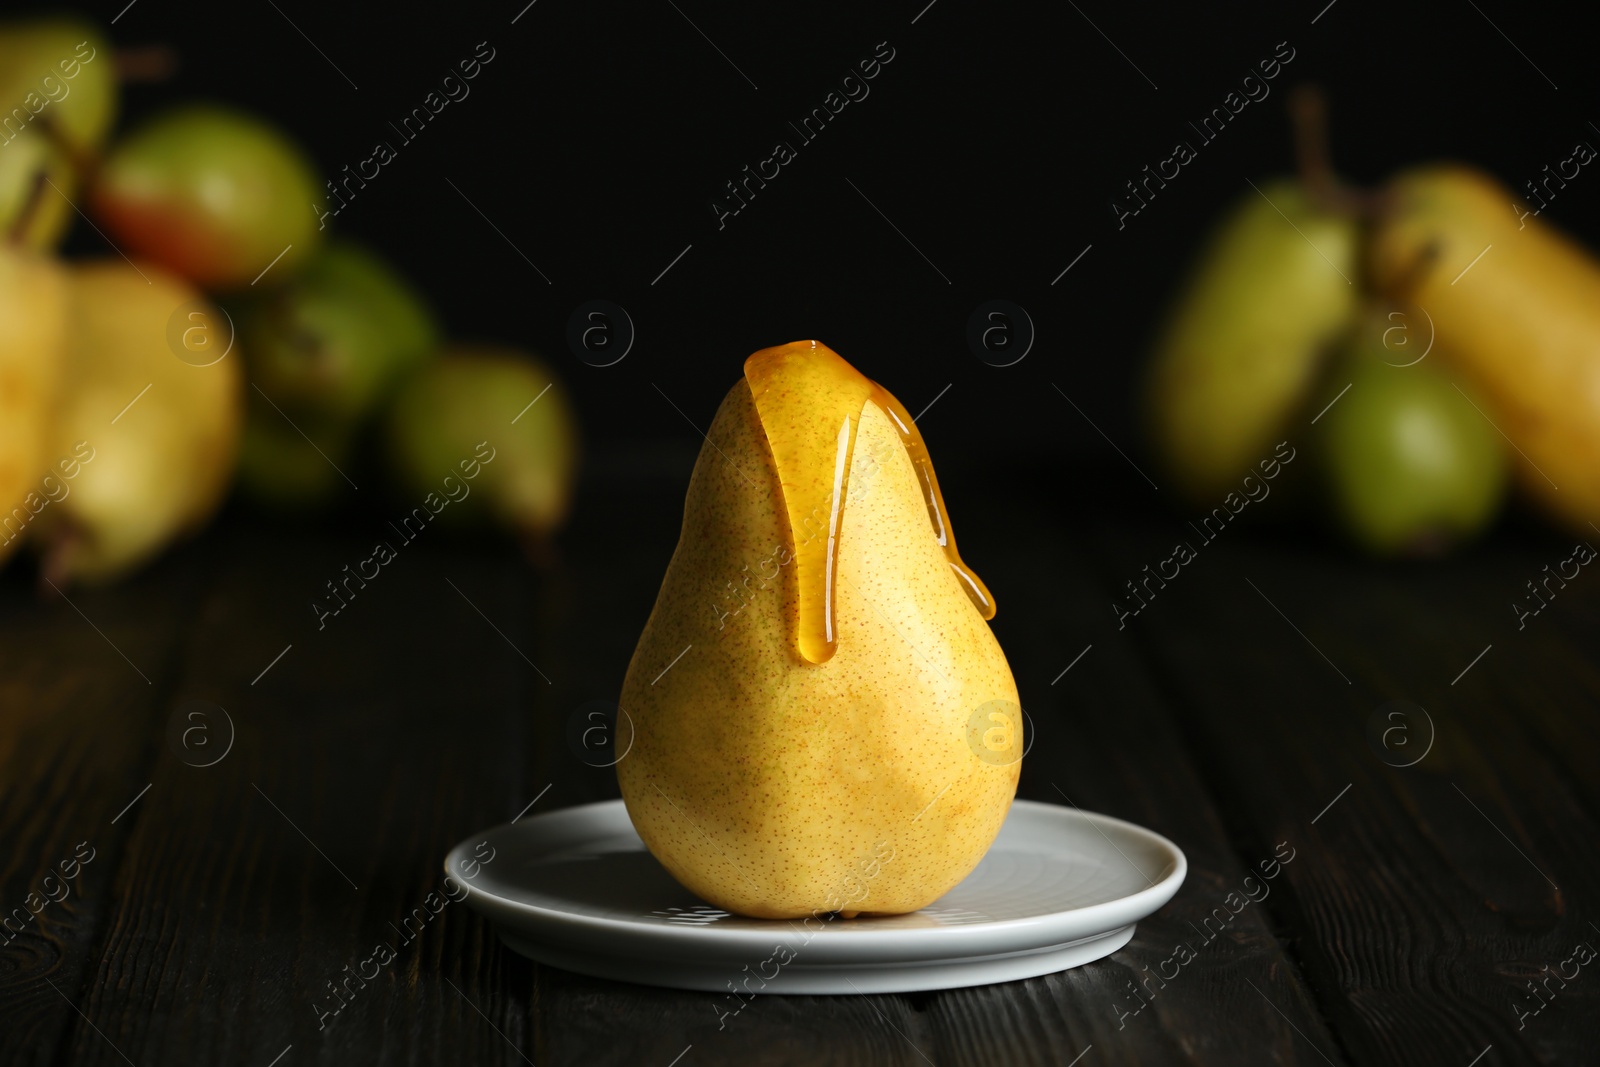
[1313,321,1507,556]
[237,241,438,424]
[1368,164,1600,533]
[0,247,68,566]
[615,341,1018,920]
[0,16,116,250]
[33,261,242,584]
[90,105,323,291]
[1145,179,1358,504]
[236,410,356,512]
[382,347,578,541]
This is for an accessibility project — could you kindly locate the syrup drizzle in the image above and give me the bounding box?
[743,341,995,664]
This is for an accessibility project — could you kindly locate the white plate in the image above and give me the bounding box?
[445,798,1186,994]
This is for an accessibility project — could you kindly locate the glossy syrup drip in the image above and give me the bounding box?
[868,383,997,621]
[743,341,996,665]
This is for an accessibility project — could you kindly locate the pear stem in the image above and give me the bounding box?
[1386,240,1442,302]
[32,112,100,190]
[1290,85,1335,205]
[1288,84,1381,219]
[37,528,80,598]
[6,167,49,246]
[520,528,561,571]
[115,45,178,83]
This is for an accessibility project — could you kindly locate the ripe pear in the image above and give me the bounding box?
[33,261,242,584]
[238,241,438,423]
[1313,322,1507,556]
[0,16,116,250]
[91,105,323,290]
[1369,164,1600,533]
[0,247,68,566]
[382,347,578,540]
[615,341,1019,920]
[1145,179,1358,504]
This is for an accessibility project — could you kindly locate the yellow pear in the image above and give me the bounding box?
[1368,164,1600,532]
[33,260,241,583]
[0,247,68,565]
[616,341,1020,920]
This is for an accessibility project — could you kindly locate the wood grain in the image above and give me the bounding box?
[1086,508,1600,1067]
[48,522,540,1066]
[0,546,214,1067]
[8,466,1597,1066]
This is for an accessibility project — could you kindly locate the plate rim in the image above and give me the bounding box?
[444,797,1186,957]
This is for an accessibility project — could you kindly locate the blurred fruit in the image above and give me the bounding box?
[1314,323,1507,556]
[236,410,355,512]
[238,242,438,423]
[0,16,116,250]
[0,247,68,566]
[383,347,578,542]
[33,260,242,583]
[1145,178,1358,504]
[1369,164,1600,533]
[91,104,322,290]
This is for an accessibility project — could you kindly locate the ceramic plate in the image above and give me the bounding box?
[446,798,1185,994]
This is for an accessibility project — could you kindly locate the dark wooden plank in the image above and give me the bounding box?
[1085,505,1600,1067]
[1381,536,1600,822]
[0,543,213,1067]
[49,519,543,1066]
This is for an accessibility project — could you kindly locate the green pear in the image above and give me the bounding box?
[1313,323,1507,556]
[237,241,438,423]
[0,16,116,250]
[382,346,578,540]
[236,410,356,512]
[615,341,1019,919]
[33,260,242,583]
[0,247,68,566]
[90,104,322,290]
[1145,179,1358,504]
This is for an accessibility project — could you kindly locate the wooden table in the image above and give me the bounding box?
[3,461,1596,1066]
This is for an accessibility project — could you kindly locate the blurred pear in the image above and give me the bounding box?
[235,409,355,512]
[91,104,322,290]
[1369,164,1600,533]
[0,16,115,250]
[33,261,242,584]
[383,347,579,543]
[238,241,438,423]
[1314,320,1507,556]
[1145,179,1357,504]
[0,247,68,566]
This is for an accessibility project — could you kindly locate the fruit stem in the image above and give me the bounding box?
[1387,240,1442,302]
[1289,84,1336,206]
[1289,83,1385,223]
[33,113,100,189]
[6,167,49,246]
[115,45,178,83]
[36,527,80,598]
[520,528,561,571]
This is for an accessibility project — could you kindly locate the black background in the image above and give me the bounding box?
[33,0,1600,504]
